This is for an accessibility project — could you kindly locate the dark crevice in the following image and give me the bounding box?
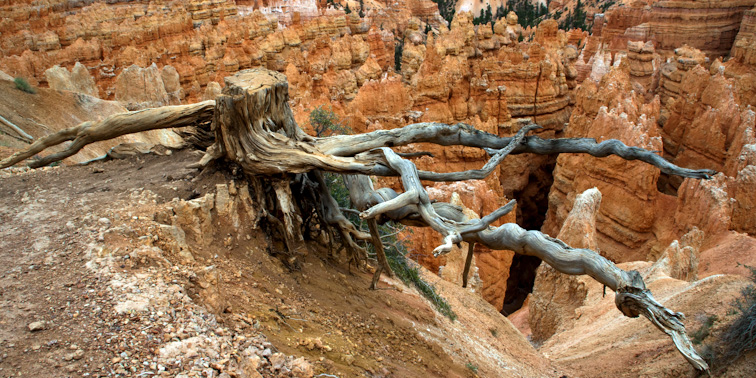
[500,155,556,316]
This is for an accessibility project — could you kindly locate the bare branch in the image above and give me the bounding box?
[0,114,34,143]
[0,101,215,169]
[317,122,716,180]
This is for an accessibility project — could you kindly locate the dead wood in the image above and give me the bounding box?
[462,242,475,288]
[0,114,34,143]
[1,68,714,372]
[0,101,215,169]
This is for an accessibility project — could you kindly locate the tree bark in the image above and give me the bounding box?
[0,68,712,372]
[0,101,215,169]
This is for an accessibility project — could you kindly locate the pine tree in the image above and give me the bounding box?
[394,39,404,72]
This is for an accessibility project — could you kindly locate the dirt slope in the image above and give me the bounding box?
[0,150,562,377]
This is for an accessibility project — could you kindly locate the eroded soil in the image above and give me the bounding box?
[0,150,541,377]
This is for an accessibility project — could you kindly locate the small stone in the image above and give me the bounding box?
[269,353,286,370]
[243,355,261,371]
[289,357,313,378]
[63,349,84,361]
[28,321,47,332]
[341,354,355,365]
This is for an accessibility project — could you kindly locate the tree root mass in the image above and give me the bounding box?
[1,68,713,372]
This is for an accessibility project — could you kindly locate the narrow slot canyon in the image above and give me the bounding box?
[501,155,556,316]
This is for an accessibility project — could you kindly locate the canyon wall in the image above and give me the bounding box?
[600,0,756,57]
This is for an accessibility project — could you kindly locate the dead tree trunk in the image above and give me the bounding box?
[0,101,215,169]
[0,68,716,371]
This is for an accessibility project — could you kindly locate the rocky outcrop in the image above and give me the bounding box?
[404,14,575,136]
[539,261,750,377]
[44,62,98,97]
[0,79,184,164]
[529,188,602,343]
[626,40,659,97]
[115,63,183,109]
[157,180,257,263]
[661,64,753,181]
[658,45,708,107]
[646,227,703,282]
[544,64,665,262]
[601,1,756,57]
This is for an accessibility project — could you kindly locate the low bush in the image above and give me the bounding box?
[14,77,36,94]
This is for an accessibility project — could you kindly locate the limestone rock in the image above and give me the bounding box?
[115,63,172,110]
[626,40,659,96]
[732,165,756,234]
[556,187,602,250]
[202,81,222,101]
[529,188,602,342]
[44,62,98,97]
[647,228,704,282]
[161,65,183,105]
[658,46,708,106]
[601,1,756,56]
[544,65,664,262]
[540,265,750,377]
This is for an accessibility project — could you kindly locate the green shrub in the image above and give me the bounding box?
[14,77,36,94]
[465,362,479,373]
[383,231,457,321]
[691,315,717,345]
[719,265,756,363]
[701,264,756,372]
[309,105,349,137]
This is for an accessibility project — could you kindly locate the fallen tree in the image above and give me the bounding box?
[0,68,715,372]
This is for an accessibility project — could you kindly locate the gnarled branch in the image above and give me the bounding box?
[0,101,215,169]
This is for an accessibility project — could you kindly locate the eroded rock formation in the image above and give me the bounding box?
[544,63,666,262]
[601,0,756,57]
[530,187,602,342]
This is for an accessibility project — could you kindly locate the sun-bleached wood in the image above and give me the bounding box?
[0,101,215,169]
[1,68,711,372]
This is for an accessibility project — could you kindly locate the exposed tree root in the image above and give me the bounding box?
[0,68,713,372]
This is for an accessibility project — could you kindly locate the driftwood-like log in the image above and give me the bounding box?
[0,114,34,143]
[0,101,215,169]
[0,68,712,371]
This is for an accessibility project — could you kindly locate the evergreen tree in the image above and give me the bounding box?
[359,0,364,18]
[573,0,586,30]
[394,40,404,73]
[430,0,455,26]
[345,2,351,14]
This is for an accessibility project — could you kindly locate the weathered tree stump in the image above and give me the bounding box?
[0,68,717,371]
